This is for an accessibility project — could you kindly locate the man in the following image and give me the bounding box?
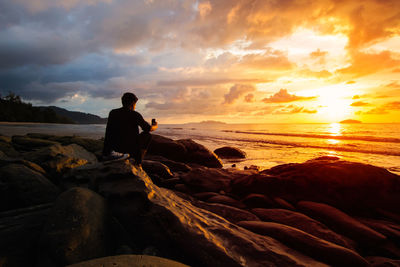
[102,92,157,164]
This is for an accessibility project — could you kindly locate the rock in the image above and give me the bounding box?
[357,217,400,242]
[66,255,189,267]
[142,160,174,180]
[252,208,356,250]
[177,139,223,168]
[38,187,110,266]
[0,138,19,157]
[0,203,53,267]
[206,195,246,209]
[232,158,400,213]
[366,256,400,267]
[297,201,387,245]
[148,135,222,168]
[193,192,220,200]
[159,178,181,189]
[244,165,261,171]
[0,164,59,211]
[242,194,275,208]
[237,221,369,266]
[147,135,187,161]
[49,135,104,154]
[24,144,98,173]
[145,155,192,173]
[180,167,245,193]
[85,159,325,267]
[194,202,260,224]
[273,197,296,210]
[214,146,246,159]
[12,135,59,150]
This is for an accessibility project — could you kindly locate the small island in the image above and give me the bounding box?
[340,119,362,124]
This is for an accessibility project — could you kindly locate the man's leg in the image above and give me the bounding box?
[134,132,152,165]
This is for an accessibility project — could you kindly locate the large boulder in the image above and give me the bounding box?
[214,146,246,159]
[231,158,400,213]
[252,208,355,250]
[76,159,325,267]
[24,144,98,173]
[37,187,110,267]
[148,135,222,168]
[0,163,59,211]
[177,139,223,168]
[297,201,387,245]
[237,221,369,266]
[147,135,187,161]
[66,255,189,267]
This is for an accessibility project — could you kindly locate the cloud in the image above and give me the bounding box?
[337,51,400,78]
[244,93,254,103]
[223,84,255,104]
[273,104,317,114]
[351,101,370,107]
[356,101,400,115]
[262,89,316,103]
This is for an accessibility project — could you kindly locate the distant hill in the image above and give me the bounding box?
[340,119,362,124]
[0,93,74,124]
[44,106,108,124]
[185,120,227,125]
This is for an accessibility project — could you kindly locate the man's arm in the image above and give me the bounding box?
[136,112,157,133]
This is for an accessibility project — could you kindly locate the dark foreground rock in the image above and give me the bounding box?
[237,221,368,266]
[231,157,400,213]
[37,187,110,267]
[0,163,59,211]
[2,133,400,266]
[72,159,324,267]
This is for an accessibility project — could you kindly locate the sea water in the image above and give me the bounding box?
[1,122,399,174]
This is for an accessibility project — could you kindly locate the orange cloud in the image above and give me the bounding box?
[273,104,317,114]
[356,101,400,115]
[337,51,400,77]
[351,101,370,106]
[262,89,316,103]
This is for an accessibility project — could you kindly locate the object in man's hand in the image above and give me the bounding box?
[152,118,157,125]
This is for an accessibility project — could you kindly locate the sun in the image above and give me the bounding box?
[313,85,354,122]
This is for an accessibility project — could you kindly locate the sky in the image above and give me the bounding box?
[1,0,400,123]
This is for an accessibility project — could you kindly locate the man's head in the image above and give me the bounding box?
[121,92,138,110]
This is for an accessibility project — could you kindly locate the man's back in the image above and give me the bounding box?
[103,107,150,154]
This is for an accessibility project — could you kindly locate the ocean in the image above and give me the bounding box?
[1,122,399,175]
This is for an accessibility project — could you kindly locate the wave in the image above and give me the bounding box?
[176,133,400,157]
[221,130,400,143]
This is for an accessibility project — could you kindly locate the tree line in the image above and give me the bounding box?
[0,92,75,124]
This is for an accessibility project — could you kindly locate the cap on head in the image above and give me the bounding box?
[121,92,138,107]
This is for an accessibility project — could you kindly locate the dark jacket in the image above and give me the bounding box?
[103,107,151,154]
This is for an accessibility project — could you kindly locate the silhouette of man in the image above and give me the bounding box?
[102,92,158,164]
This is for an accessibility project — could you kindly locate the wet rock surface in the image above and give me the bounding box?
[1,133,400,266]
[214,146,247,159]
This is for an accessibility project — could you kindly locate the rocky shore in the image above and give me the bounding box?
[1,133,400,266]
